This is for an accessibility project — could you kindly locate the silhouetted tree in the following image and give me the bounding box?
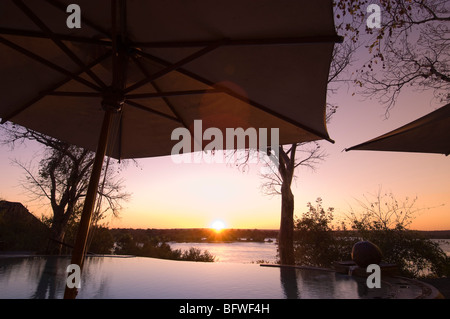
[294,198,353,267]
[347,189,450,277]
[259,143,327,265]
[251,2,361,265]
[86,226,115,254]
[338,0,450,113]
[1,126,130,254]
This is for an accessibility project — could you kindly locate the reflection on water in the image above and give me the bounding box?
[32,257,59,299]
[278,266,390,299]
[432,239,450,257]
[169,241,278,263]
[171,240,450,263]
[0,256,394,299]
[280,267,299,299]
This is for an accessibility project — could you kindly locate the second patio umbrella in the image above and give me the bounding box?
[346,103,450,156]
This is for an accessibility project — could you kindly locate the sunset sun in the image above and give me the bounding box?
[211,220,226,232]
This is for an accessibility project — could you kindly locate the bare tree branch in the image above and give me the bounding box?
[0,123,130,253]
[345,0,450,114]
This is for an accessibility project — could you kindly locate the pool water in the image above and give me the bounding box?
[0,256,424,299]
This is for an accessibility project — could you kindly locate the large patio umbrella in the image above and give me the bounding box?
[346,103,450,156]
[0,0,340,298]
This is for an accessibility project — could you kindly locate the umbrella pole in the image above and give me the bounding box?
[64,109,114,299]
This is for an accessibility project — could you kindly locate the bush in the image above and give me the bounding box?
[348,191,450,278]
[88,226,115,254]
[177,247,216,262]
[112,230,215,262]
[293,198,354,267]
[293,194,450,278]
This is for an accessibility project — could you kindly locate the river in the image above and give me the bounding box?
[170,239,450,264]
[169,240,278,263]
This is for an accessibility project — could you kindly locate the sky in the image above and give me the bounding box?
[0,6,449,232]
[1,84,448,231]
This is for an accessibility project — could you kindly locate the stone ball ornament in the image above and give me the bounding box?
[351,241,382,268]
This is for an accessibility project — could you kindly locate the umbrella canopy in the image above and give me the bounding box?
[0,0,339,159]
[346,103,450,156]
[0,0,341,298]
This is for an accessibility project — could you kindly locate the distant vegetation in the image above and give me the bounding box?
[141,228,278,243]
[109,228,215,262]
[104,228,279,262]
[0,200,215,262]
[2,198,449,276]
[0,200,272,263]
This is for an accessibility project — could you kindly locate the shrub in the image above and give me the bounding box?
[348,191,450,278]
[293,198,354,267]
[178,247,216,262]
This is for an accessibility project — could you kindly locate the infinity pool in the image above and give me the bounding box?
[0,256,431,299]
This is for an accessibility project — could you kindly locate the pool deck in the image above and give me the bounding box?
[261,263,445,299]
[419,278,450,299]
[391,276,444,299]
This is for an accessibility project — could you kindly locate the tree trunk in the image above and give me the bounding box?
[47,209,71,255]
[47,221,66,255]
[279,184,295,265]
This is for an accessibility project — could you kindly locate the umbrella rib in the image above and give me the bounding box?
[0,28,113,47]
[0,36,102,92]
[124,40,226,94]
[42,92,103,97]
[124,100,182,124]
[131,35,344,48]
[0,50,112,124]
[130,55,191,131]
[135,50,334,143]
[148,85,191,130]
[125,89,221,99]
[13,0,107,89]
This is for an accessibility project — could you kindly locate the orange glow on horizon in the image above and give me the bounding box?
[210,220,227,233]
[2,90,449,232]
